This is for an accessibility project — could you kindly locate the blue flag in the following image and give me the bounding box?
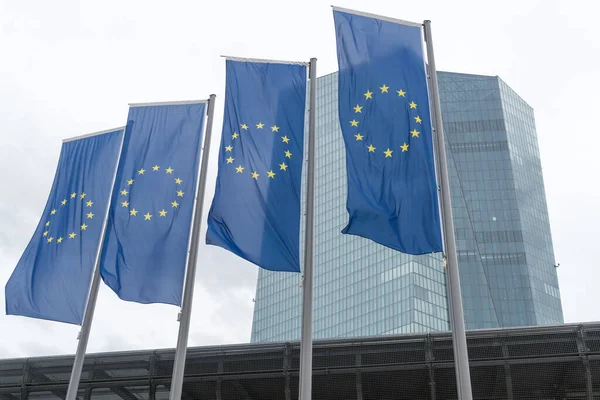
[5,128,124,324]
[100,102,206,305]
[333,9,443,254]
[206,60,306,272]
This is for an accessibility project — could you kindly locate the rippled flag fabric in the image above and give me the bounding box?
[333,9,443,254]
[5,128,124,324]
[206,60,306,272]
[100,102,206,305]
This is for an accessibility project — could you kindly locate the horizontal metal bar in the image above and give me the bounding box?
[331,5,422,27]
[128,99,208,107]
[62,126,125,143]
[220,55,309,66]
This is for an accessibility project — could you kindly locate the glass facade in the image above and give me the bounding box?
[250,71,563,343]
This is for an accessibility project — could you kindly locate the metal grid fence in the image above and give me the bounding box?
[1,322,599,399]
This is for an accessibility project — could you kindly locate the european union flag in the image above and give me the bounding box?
[333,8,443,254]
[206,59,307,272]
[100,101,206,305]
[5,128,124,324]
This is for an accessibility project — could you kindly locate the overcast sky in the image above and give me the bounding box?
[1,0,599,359]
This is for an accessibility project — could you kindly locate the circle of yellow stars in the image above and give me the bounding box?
[350,85,423,158]
[42,192,95,245]
[227,122,290,180]
[119,165,182,220]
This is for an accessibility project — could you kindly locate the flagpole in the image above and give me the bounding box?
[299,57,317,400]
[169,94,217,400]
[423,20,473,399]
[65,129,127,400]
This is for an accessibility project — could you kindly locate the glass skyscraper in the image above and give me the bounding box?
[250,71,563,343]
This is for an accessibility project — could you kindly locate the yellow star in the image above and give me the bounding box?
[401,142,409,152]
[256,122,264,129]
[166,167,174,174]
[120,189,128,196]
[353,104,363,113]
[86,200,93,207]
[355,133,364,141]
[87,212,94,219]
[285,150,292,159]
[232,132,239,140]
[57,237,63,244]
[61,199,67,206]
[271,125,279,132]
[279,162,288,171]
[384,148,393,158]
[225,145,233,152]
[47,237,53,243]
[138,168,145,175]
[70,192,77,199]
[144,213,152,221]
[159,209,167,217]
[130,208,138,216]
[171,201,179,208]
[367,144,376,153]
[236,165,244,173]
[282,136,290,144]
[45,221,50,227]
[411,129,420,138]
[121,201,129,207]
[175,177,183,184]
[251,171,259,180]
[364,90,373,100]
[177,190,184,197]
[267,170,276,179]
[414,116,422,124]
[241,124,249,130]
[81,223,87,231]
[127,179,134,185]
[51,209,57,215]
[350,120,359,127]
[409,101,417,109]
[69,232,77,239]
[43,231,48,237]
[397,89,406,97]
[80,193,86,199]
[226,157,234,164]
[380,84,389,93]
[153,165,160,171]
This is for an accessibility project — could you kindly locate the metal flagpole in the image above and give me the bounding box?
[423,20,474,400]
[65,128,127,400]
[299,57,317,400]
[169,94,217,400]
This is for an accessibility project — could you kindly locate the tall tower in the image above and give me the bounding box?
[250,71,563,343]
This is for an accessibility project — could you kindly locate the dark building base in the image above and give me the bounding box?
[1,322,599,399]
